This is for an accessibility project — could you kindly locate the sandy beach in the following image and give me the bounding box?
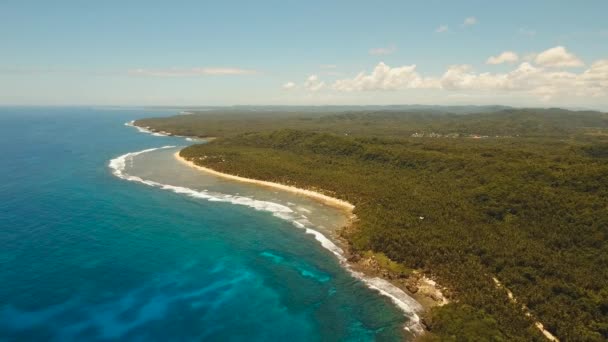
[174,152,355,213]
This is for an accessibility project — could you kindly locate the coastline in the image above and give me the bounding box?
[174,152,355,214]
[174,150,449,332]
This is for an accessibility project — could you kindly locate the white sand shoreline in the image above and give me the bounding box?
[174,152,355,214]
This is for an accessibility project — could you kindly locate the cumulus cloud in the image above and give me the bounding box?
[333,62,437,91]
[440,62,542,91]
[523,53,538,62]
[486,51,519,65]
[463,17,477,26]
[282,81,296,90]
[326,56,607,101]
[534,46,584,68]
[435,25,449,33]
[579,59,608,97]
[284,46,605,103]
[128,67,257,77]
[304,75,325,91]
[369,45,396,56]
[437,61,606,99]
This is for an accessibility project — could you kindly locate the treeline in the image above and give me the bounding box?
[136,108,608,139]
[145,108,608,340]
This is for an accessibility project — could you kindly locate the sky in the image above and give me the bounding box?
[1,0,607,110]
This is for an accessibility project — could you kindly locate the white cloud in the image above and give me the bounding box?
[304,75,325,92]
[282,81,296,90]
[534,46,584,68]
[523,53,538,62]
[282,46,605,105]
[579,59,608,97]
[369,45,396,56]
[435,25,449,33]
[333,62,437,91]
[440,63,539,91]
[326,55,607,101]
[463,17,477,26]
[486,51,519,65]
[437,62,607,100]
[128,67,257,77]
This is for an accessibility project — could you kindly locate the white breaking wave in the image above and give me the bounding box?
[125,121,207,143]
[108,146,424,334]
[124,120,170,137]
[356,275,424,334]
[304,228,345,260]
[109,147,297,223]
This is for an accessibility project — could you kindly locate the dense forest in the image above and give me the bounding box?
[136,106,608,139]
[138,108,608,341]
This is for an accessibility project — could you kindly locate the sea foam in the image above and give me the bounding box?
[124,121,170,137]
[109,148,298,222]
[125,121,207,142]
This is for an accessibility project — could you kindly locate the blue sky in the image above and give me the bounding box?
[1,1,607,109]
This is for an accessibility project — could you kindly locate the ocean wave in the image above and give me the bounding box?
[124,120,170,137]
[303,228,345,260]
[124,121,208,143]
[109,147,303,226]
[355,275,424,334]
[108,146,424,333]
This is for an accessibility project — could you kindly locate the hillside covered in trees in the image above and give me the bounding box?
[139,107,608,341]
[136,106,608,139]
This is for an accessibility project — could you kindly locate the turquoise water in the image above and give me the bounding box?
[0,108,411,341]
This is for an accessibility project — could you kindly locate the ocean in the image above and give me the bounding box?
[0,107,415,341]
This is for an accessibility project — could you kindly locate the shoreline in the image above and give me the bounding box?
[174,150,449,332]
[125,120,216,142]
[174,152,355,214]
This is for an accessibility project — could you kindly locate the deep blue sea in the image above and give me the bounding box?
[0,107,411,341]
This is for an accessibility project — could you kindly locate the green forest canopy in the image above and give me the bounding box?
[138,107,608,341]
